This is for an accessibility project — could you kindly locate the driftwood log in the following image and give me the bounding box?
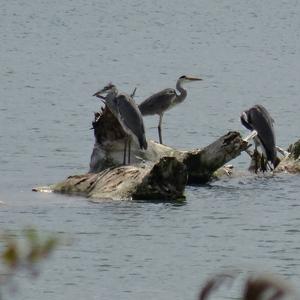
[89,107,248,183]
[275,139,300,173]
[40,157,187,201]
[33,104,299,201]
[33,106,248,200]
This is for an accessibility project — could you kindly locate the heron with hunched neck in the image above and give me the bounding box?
[93,83,147,165]
[241,104,280,172]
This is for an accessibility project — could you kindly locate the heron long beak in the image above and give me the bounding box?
[93,86,108,97]
[187,76,203,81]
[93,90,103,97]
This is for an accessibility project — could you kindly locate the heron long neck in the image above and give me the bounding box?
[106,87,118,101]
[175,80,187,104]
[106,87,119,114]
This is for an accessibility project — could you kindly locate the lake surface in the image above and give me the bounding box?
[1,0,300,299]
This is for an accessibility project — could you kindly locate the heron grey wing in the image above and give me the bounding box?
[260,105,275,123]
[138,88,177,116]
[254,104,275,124]
[117,95,147,149]
[105,94,119,118]
[248,106,277,162]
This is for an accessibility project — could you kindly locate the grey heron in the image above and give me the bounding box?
[241,104,280,172]
[93,83,147,165]
[138,75,202,144]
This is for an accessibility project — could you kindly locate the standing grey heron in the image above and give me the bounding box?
[241,104,280,172]
[138,75,202,144]
[93,83,147,165]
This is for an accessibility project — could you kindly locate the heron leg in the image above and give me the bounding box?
[261,155,273,172]
[123,138,127,165]
[267,161,273,171]
[261,155,267,172]
[253,144,259,173]
[128,138,131,164]
[158,114,163,144]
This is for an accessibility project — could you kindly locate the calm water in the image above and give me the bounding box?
[1,0,300,299]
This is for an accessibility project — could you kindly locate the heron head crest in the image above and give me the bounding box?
[103,82,116,91]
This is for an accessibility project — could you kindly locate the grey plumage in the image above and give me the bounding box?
[139,88,181,116]
[116,94,147,150]
[93,83,147,165]
[241,104,279,170]
[139,75,202,144]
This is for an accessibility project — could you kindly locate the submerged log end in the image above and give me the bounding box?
[51,174,99,195]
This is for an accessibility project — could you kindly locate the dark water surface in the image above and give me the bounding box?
[1,0,300,299]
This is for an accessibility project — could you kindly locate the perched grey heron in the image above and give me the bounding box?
[241,104,279,172]
[93,83,147,165]
[138,75,202,144]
